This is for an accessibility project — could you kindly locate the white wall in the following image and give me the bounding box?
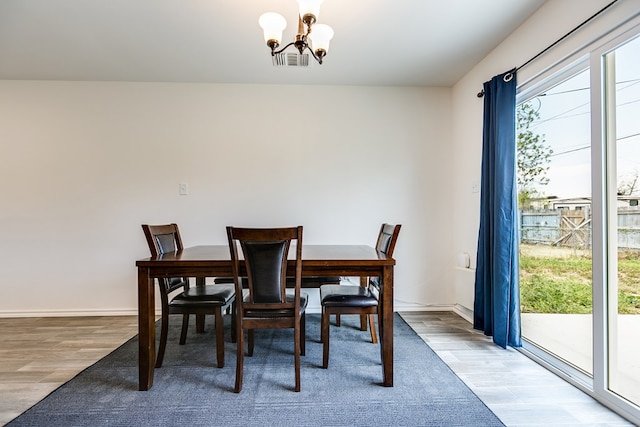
[0,81,453,316]
[450,0,636,314]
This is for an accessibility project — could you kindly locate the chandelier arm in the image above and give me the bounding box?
[267,37,325,65]
[305,45,323,65]
[272,41,297,56]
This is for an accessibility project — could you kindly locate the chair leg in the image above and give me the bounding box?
[294,322,301,392]
[248,329,254,357]
[368,314,378,344]
[155,312,170,368]
[359,314,368,331]
[321,308,330,369]
[300,312,306,356]
[179,314,189,345]
[196,314,205,333]
[214,309,224,368]
[234,325,244,393]
[230,302,237,343]
[335,314,341,327]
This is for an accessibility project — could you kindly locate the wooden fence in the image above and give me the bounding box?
[520,208,640,250]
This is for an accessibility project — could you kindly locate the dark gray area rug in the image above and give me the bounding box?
[8,313,504,426]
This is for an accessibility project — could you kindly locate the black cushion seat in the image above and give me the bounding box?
[170,283,235,308]
[320,284,377,308]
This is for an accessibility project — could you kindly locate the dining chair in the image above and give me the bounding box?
[227,226,307,393]
[141,223,236,369]
[319,223,401,368]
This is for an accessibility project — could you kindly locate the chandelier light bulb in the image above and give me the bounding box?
[258,12,287,47]
[297,0,324,26]
[309,23,334,53]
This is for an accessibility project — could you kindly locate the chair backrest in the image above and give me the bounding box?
[141,223,186,294]
[370,224,401,292]
[375,223,401,257]
[142,223,184,257]
[227,226,303,312]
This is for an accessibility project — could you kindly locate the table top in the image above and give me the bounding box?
[136,244,395,267]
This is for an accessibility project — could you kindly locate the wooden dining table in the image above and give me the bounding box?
[136,244,396,390]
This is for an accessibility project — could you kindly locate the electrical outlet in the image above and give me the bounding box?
[471,181,480,193]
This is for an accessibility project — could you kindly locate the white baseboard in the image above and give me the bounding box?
[452,304,473,323]
[0,302,472,319]
[0,308,139,318]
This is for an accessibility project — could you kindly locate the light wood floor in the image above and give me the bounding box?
[401,311,633,426]
[0,316,139,425]
[0,312,633,426]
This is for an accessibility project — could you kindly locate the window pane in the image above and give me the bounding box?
[607,34,640,407]
[518,68,593,375]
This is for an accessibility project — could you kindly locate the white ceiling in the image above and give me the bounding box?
[0,0,547,87]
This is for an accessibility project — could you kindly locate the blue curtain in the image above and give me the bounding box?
[474,69,522,349]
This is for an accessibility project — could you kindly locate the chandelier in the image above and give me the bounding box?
[258,0,334,65]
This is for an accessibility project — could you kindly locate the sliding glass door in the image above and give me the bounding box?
[517,21,640,424]
[603,34,640,409]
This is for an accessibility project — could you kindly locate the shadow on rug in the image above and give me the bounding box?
[8,313,503,426]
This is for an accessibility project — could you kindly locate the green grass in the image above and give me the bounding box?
[519,245,640,314]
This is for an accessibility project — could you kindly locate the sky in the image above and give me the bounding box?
[522,34,640,200]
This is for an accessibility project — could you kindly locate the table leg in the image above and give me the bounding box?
[195,277,205,333]
[359,276,368,330]
[138,267,155,390]
[380,265,394,386]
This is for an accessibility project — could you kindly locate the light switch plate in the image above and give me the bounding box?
[179,183,188,195]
